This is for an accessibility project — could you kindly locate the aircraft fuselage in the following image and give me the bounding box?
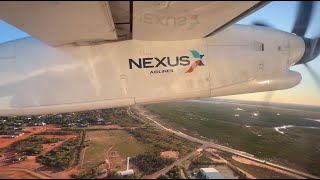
[0,24,305,115]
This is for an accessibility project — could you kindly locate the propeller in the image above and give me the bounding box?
[291,1,314,37]
[304,63,320,92]
[251,1,320,105]
[251,1,320,65]
[291,1,319,64]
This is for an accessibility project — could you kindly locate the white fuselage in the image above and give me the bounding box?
[0,24,305,116]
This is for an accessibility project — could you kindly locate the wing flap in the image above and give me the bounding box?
[0,1,117,46]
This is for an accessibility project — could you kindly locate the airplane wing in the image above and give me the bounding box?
[132,1,269,40]
[0,1,270,46]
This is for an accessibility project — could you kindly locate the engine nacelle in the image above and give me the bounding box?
[211,71,302,97]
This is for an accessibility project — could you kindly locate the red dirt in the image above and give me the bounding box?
[0,168,49,179]
[39,135,78,152]
[86,125,122,129]
[231,155,303,179]
[8,156,42,170]
[160,151,179,159]
[0,129,80,179]
[180,169,186,179]
[0,125,60,149]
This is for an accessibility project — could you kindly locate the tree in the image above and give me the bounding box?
[157,174,169,179]
[107,171,122,179]
[165,166,182,179]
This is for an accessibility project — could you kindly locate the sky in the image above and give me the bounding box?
[0,1,319,106]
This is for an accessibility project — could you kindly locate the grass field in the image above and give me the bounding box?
[126,127,201,157]
[82,130,145,171]
[145,101,320,176]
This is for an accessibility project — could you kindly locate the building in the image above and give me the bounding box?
[34,122,46,126]
[118,169,134,177]
[118,157,134,177]
[2,135,16,138]
[14,132,24,136]
[200,168,224,179]
[0,120,6,124]
[76,123,89,127]
[57,114,63,118]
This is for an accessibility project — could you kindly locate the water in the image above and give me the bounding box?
[274,125,320,134]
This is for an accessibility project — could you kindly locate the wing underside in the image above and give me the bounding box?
[132,1,270,41]
[0,1,270,45]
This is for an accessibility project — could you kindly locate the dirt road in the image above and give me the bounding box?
[0,167,51,179]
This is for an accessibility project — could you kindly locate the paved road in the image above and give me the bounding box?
[129,106,320,179]
[141,146,204,179]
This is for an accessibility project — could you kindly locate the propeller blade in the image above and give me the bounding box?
[262,91,274,106]
[292,1,314,36]
[295,37,320,65]
[304,64,320,91]
[264,91,274,105]
[311,38,320,59]
[252,21,273,28]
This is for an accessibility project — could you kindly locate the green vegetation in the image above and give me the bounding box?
[219,150,295,179]
[101,108,143,127]
[157,174,169,179]
[166,166,182,179]
[131,152,175,175]
[8,136,61,155]
[157,166,183,179]
[70,167,100,179]
[127,128,200,157]
[36,131,84,170]
[105,171,137,179]
[181,166,190,178]
[107,171,122,179]
[191,154,223,165]
[229,160,294,179]
[82,130,145,171]
[226,163,248,179]
[145,101,320,176]
[182,159,190,166]
[220,152,293,179]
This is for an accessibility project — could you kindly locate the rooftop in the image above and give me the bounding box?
[200,168,224,179]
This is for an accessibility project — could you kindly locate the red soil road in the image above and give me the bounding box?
[39,135,78,152]
[0,125,60,149]
[231,155,304,179]
[0,167,50,179]
[85,125,122,129]
[8,156,42,171]
[2,133,79,179]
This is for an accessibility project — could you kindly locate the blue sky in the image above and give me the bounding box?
[0,1,319,105]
